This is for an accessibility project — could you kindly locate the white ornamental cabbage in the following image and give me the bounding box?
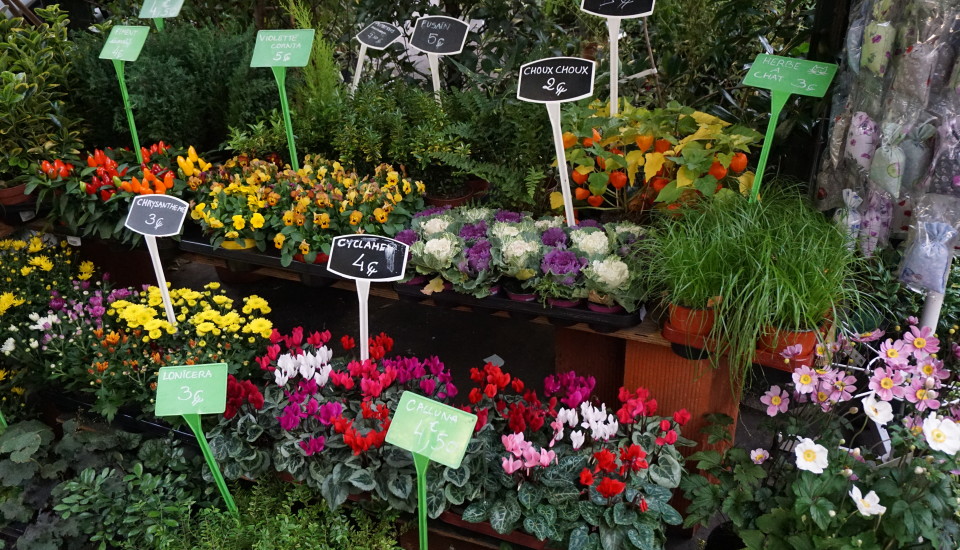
[422,217,451,236]
[502,239,539,264]
[491,222,522,240]
[424,237,457,265]
[573,231,611,257]
[588,258,630,289]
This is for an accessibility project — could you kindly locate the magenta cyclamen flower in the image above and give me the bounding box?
[419,377,437,395]
[316,402,343,426]
[902,325,939,357]
[905,379,940,412]
[760,386,790,416]
[868,366,905,401]
[792,366,819,394]
[299,436,326,456]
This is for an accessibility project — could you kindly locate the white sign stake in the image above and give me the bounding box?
[351,44,368,96]
[607,17,621,115]
[123,194,189,326]
[326,234,409,363]
[547,103,577,227]
[427,53,442,104]
[144,235,177,325]
[517,57,596,228]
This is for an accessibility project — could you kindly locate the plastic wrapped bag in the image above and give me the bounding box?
[845,111,880,173]
[900,119,938,192]
[889,42,941,108]
[861,20,897,76]
[834,189,864,249]
[869,123,905,197]
[859,185,894,257]
[921,117,960,195]
[898,194,960,293]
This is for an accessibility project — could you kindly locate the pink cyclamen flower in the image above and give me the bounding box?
[905,379,940,412]
[792,366,819,394]
[903,326,939,357]
[878,338,908,367]
[502,432,531,458]
[750,448,770,464]
[868,366,905,401]
[760,386,790,416]
[502,457,523,474]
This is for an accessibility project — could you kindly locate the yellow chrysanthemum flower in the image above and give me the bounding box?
[77,261,95,281]
[0,293,26,316]
[28,256,53,271]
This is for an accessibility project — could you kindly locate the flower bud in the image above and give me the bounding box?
[925,377,936,390]
[849,407,859,415]
[842,468,853,477]
[852,448,861,457]
[839,439,846,445]
[915,466,925,475]
[828,510,836,517]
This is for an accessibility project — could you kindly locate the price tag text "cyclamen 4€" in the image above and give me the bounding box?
[326,235,408,282]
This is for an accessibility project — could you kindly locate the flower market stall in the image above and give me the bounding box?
[1,0,960,549]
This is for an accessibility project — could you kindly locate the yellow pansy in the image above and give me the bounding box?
[374,208,388,223]
[299,240,310,255]
[273,233,286,249]
[232,215,246,230]
[250,213,265,229]
[349,211,363,226]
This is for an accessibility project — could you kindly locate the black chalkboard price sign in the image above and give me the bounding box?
[356,21,403,50]
[124,194,189,237]
[409,15,469,55]
[327,235,408,282]
[517,57,596,104]
[580,0,655,18]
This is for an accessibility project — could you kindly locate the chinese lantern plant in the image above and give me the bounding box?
[563,101,761,216]
[27,143,185,246]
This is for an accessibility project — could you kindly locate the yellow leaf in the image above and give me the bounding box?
[738,172,756,195]
[550,191,565,210]
[575,165,594,175]
[676,166,695,188]
[689,111,731,127]
[421,276,446,296]
[676,124,724,151]
[644,152,666,182]
[626,150,645,185]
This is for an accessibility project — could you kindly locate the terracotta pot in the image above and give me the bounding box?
[547,297,583,308]
[0,182,32,206]
[467,178,490,199]
[667,304,715,336]
[425,191,473,208]
[757,327,818,357]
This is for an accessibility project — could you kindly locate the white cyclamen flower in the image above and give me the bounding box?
[849,485,886,516]
[422,217,451,236]
[424,238,456,264]
[590,258,630,288]
[862,393,894,426]
[574,231,611,257]
[556,407,579,428]
[923,413,960,455]
[0,338,13,355]
[794,438,829,474]
[273,368,290,387]
[570,430,585,450]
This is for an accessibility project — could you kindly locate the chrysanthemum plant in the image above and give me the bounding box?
[681,321,960,549]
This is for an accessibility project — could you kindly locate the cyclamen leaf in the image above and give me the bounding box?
[347,468,376,492]
[461,501,489,523]
[569,525,591,550]
[388,473,413,500]
[627,525,655,550]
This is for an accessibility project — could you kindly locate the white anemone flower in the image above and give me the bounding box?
[794,438,829,474]
[849,485,886,516]
[862,393,894,426]
[922,413,960,455]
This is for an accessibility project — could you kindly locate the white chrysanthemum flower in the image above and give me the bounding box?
[794,437,829,474]
[0,337,13,355]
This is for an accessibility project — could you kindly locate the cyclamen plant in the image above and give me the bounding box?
[258,328,458,512]
[682,321,960,550]
[460,362,688,549]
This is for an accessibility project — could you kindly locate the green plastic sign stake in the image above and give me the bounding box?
[99,26,149,164]
[386,391,478,550]
[0,408,7,430]
[138,0,184,31]
[155,363,237,515]
[742,54,837,202]
[250,30,315,172]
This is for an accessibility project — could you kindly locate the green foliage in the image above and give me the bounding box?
[0,6,83,182]
[207,385,284,481]
[151,479,403,550]
[69,23,279,151]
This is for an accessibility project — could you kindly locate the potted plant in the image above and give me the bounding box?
[0,7,82,205]
[191,154,270,251]
[682,321,960,549]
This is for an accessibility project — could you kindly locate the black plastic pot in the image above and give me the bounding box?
[704,522,745,550]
